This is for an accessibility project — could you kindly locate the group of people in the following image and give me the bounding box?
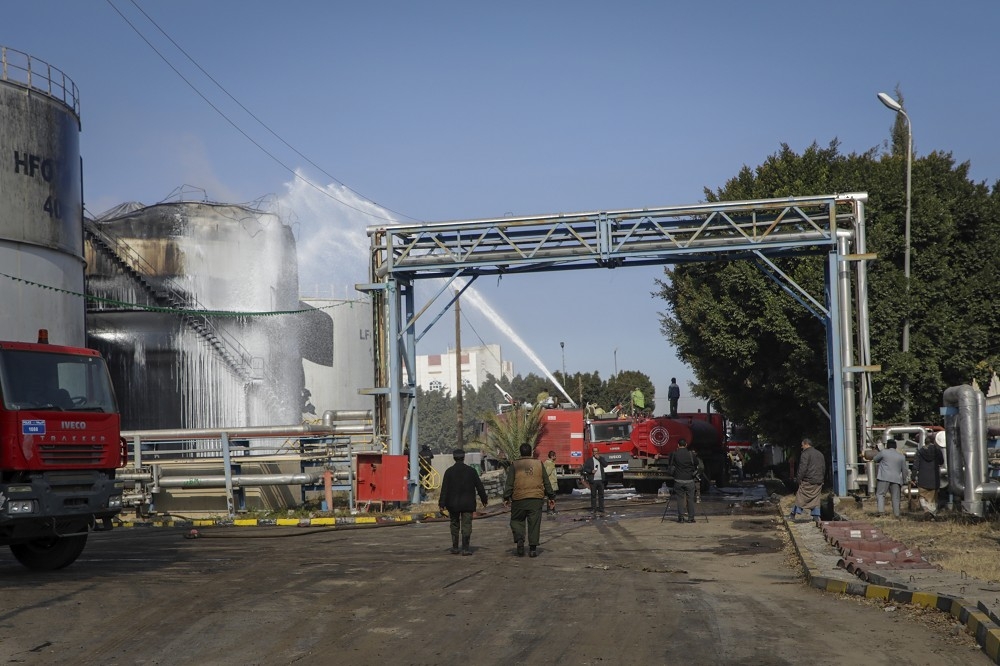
[437,443,557,558]
[869,437,945,518]
[788,434,947,523]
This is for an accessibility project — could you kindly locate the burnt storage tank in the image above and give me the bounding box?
[85,201,304,434]
[299,297,374,415]
[0,47,84,345]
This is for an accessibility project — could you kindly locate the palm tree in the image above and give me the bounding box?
[476,391,550,462]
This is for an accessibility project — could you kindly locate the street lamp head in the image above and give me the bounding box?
[877,92,903,113]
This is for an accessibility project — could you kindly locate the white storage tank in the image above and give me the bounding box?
[86,201,304,432]
[0,47,84,346]
[299,297,374,415]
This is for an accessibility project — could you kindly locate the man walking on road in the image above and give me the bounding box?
[874,439,908,518]
[503,443,556,557]
[788,438,825,523]
[438,448,488,555]
[669,438,699,523]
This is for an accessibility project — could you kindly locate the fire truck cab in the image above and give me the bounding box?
[0,333,125,570]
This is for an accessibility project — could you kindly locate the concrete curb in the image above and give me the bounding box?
[784,515,1000,664]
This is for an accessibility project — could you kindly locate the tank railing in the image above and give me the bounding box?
[84,221,264,384]
[0,46,80,116]
[121,422,378,518]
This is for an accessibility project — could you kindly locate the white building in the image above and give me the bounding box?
[414,344,513,394]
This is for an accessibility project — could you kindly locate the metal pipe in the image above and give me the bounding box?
[943,385,988,516]
[836,234,858,492]
[322,410,373,423]
[880,426,926,448]
[116,472,154,481]
[155,472,346,488]
[122,423,372,441]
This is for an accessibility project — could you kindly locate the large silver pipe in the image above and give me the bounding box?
[837,234,859,490]
[943,385,992,516]
[322,410,373,424]
[123,423,372,441]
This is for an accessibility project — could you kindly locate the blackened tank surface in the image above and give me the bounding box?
[0,47,84,345]
[85,202,304,433]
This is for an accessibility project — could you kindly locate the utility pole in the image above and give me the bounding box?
[454,291,465,448]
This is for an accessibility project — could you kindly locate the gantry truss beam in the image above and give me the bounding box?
[370,194,865,279]
[364,193,873,501]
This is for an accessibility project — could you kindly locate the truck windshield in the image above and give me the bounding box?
[0,349,118,413]
[589,421,632,442]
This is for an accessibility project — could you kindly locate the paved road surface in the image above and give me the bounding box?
[0,493,986,665]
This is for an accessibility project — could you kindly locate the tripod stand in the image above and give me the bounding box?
[659,491,673,522]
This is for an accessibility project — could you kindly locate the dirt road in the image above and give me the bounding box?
[0,493,986,665]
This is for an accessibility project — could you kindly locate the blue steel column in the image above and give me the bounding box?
[826,247,848,496]
[386,279,403,457]
[402,280,421,504]
[852,199,874,458]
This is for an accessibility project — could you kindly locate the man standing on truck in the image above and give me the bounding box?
[668,438,700,523]
[581,446,606,515]
[631,387,646,417]
[667,378,680,418]
[503,443,556,557]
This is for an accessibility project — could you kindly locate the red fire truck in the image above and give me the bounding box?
[536,407,586,492]
[621,412,729,493]
[0,331,126,569]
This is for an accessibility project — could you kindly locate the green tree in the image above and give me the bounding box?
[656,138,1000,451]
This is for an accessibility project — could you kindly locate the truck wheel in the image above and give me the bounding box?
[10,534,88,571]
[557,479,577,494]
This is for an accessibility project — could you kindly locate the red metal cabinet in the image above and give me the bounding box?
[355,453,409,502]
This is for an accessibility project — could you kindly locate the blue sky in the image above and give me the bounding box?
[5,1,1000,410]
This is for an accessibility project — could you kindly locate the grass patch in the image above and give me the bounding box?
[790,495,1000,583]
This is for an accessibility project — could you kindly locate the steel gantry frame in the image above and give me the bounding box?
[361,193,876,501]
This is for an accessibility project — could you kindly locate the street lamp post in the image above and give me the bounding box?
[877,91,912,423]
[560,341,566,382]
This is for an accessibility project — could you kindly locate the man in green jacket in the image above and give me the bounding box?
[503,443,556,557]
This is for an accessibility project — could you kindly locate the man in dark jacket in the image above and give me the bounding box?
[913,440,944,516]
[669,438,700,523]
[438,449,488,555]
[788,438,825,523]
